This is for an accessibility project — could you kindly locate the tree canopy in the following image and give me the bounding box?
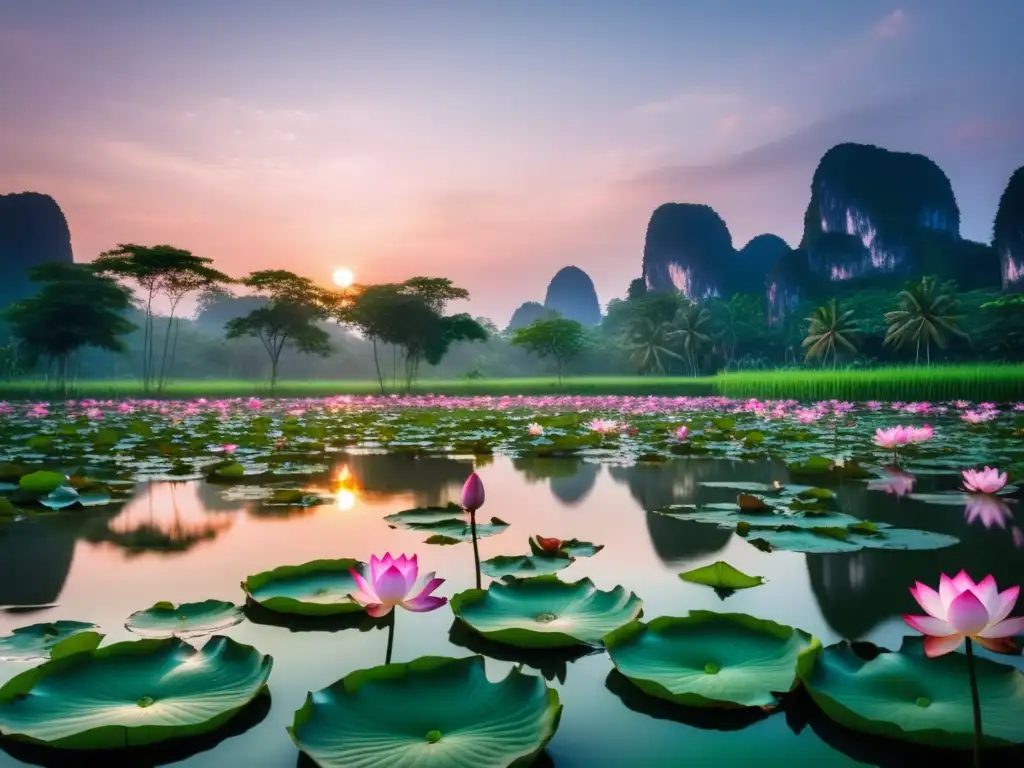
[510,317,589,383]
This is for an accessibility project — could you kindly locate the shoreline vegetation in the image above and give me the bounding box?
[0,363,1021,402]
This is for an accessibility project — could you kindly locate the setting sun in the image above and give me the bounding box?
[332,267,354,288]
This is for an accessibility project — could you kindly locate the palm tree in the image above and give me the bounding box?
[802,299,860,369]
[667,302,714,376]
[623,316,684,374]
[884,276,969,365]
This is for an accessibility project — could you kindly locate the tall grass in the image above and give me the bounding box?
[714,364,1024,402]
[0,366,1019,401]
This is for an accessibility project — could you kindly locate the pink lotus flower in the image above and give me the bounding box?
[349,553,446,618]
[221,444,237,455]
[906,425,934,443]
[873,426,910,450]
[588,418,619,434]
[964,495,1015,529]
[461,472,485,512]
[903,572,1024,657]
[867,469,916,497]
[961,466,1007,495]
[527,422,544,436]
[673,426,689,441]
[961,410,994,424]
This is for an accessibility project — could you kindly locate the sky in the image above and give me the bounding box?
[2,0,1023,324]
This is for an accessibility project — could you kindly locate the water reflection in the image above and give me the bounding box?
[0,452,1021,767]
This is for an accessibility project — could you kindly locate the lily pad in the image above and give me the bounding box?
[0,635,272,749]
[605,613,820,708]
[288,655,561,767]
[803,637,1024,748]
[480,554,574,579]
[747,526,959,554]
[125,599,245,639]
[18,471,67,494]
[679,561,765,590]
[242,559,367,616]
[0,621,103,662]
[527,537,604,558]
[450,576,643,648]
[384,505,510,543]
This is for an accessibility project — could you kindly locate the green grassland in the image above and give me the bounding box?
[1,364,1022,401]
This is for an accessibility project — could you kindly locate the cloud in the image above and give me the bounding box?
[631,91,739,118]
[873,8,907,40]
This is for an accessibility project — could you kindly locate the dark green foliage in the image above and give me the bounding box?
[511,318,589,383]
[4,263,135,390]
[883,277,969,364]
[802,299,860,368]
[507,301,549,331]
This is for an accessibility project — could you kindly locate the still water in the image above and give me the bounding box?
[1,453,1021,767]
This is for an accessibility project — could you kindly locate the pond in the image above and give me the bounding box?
[0,398,1022,766]
[0,452,1022,766]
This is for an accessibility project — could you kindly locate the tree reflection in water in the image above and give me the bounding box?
[512,457,600,506]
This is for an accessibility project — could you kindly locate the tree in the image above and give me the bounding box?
[93,244,230,391]
[884,276,969,365]
[623,316,683,374]
[667,301,714,376]
[510,317,589,384]
[5,263,135,392]
[401,277,469,313]
[626,278,648,301]
[224,270,337,391]
[980,293,1024,359]
[802,298,860,368]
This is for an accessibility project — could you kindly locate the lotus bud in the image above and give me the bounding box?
[461,472,485,512]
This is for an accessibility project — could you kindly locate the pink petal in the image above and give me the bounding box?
[951,570,976,594]
[978,616,1024,639]
[351,570,377,602]
[903,614,953,636]
[975,637,1021,655]
[401,595,448,612]
[947,590,990,635]
[373,565,410,604]
[348,589,376,606]
[909,582,945,619]
[409,574,443,601]
[938,573,961,609]
[365,602,393,618]
[973,575,999,614]
[990,586,1020,624]
[369,554,383,585]
[392,555,418,591]
[924,634,964,657]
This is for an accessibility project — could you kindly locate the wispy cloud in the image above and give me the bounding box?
[873,9,908,40]
[631,91,738,118]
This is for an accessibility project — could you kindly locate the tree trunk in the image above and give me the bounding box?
[157,312,175,391]
[926,339,931,366]
[270,355,279,394]
[166,317,181,387]
[915,336,921,365]
[371,336,385,395]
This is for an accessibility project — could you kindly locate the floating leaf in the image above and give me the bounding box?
[242,559,367,616]
[0,636,272,749]
[480,554,574,579]
[678,561,765,590]
[18,471,67,494]
[527,536,604,558]
[125,599,245,639]
[605,613,819,708]
[0,621,102,662]
[384,505,510,543]
[289,655,561,767]
[737,494,767,511]
[450,576,642,648]
[803,637,1024,748]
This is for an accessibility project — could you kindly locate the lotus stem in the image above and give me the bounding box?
[965,637,983,767]
[384,611,395,666]
[470,508,482,590]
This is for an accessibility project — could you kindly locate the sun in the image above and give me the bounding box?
[332,267,354,288]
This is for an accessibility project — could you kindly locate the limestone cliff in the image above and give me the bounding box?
[641,203,735,298]
[0,192,74,307]
[543,266,601,326]
[994,166,1024,291]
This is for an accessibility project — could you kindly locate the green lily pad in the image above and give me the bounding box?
[450,576,643,648]
[699,481,780,493]
[125,599,245,639]
[527,537,604,558]
[605,612,820,708]
[679,561,765,590]
[747,526,959,554]
[0,635,272,749]
[18,471,67,494]
[242,559,367,616]
[803,637,1024,748]
[384,505,510,543]
[288,655,562,767]
[480,554,574,579]
[0,621,103,662]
